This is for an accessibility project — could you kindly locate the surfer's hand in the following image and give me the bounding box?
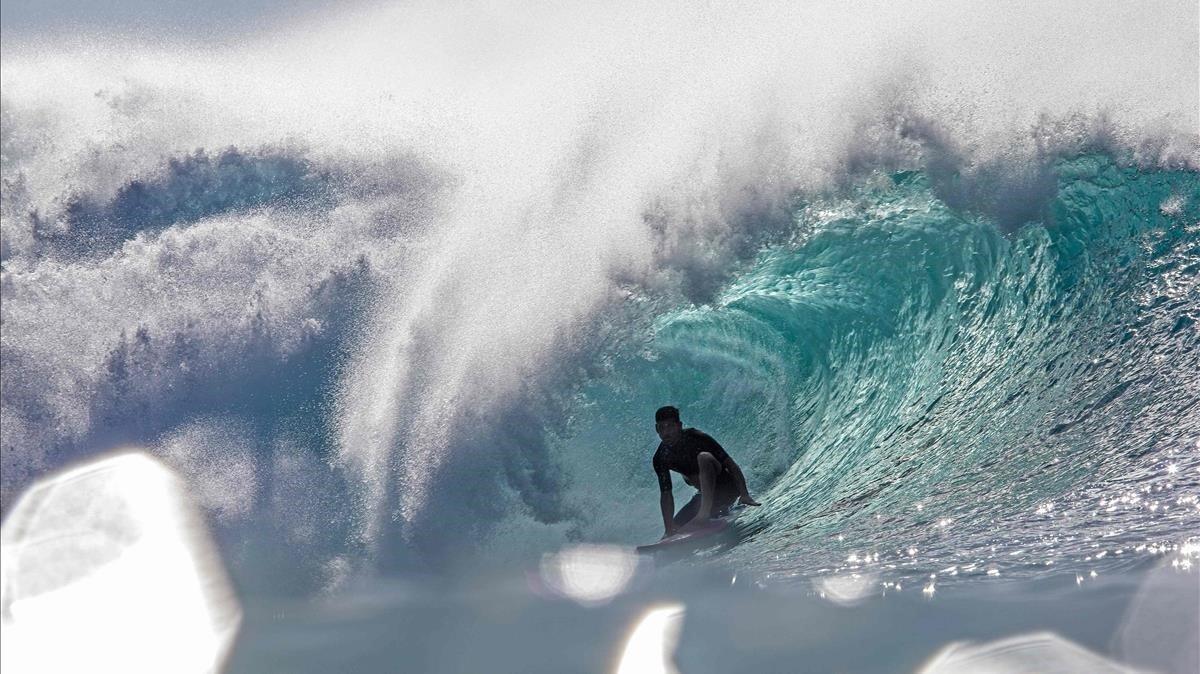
[738,495,761,507]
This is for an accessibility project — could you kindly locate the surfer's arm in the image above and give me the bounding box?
[660,490,675,537]
[654,454,676,537]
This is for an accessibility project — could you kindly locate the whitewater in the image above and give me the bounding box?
[1,1,1198,671]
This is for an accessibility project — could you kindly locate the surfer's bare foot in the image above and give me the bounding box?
[738,495,761,507]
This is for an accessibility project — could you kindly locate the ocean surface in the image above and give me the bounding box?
[1,2,1198,672]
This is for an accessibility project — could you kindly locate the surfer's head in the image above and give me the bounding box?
[654,406,683,444]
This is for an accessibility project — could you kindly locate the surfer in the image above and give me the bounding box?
[653,406,760,539]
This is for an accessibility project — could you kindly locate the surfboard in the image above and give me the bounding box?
[636,508,742,553]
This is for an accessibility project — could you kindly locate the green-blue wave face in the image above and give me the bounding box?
[560,155,1199,584]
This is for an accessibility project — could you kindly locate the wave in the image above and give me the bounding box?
[551,156,1199,582]
[1,1,1197,591]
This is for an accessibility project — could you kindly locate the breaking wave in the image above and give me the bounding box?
[1,0,1197,591]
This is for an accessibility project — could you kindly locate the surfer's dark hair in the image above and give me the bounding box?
[655,406,680,423]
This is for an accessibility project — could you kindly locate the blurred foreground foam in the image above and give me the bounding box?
[1,452,241,674]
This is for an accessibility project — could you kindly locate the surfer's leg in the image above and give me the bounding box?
[712,473,740,517]
[673,493,702,528]
[695,452,720,521]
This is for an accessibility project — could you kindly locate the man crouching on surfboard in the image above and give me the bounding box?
[653,406,760,539]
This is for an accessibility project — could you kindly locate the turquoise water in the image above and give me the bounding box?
[555,156,1199,587]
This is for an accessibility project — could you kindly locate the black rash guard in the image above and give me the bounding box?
[652,428,740,497]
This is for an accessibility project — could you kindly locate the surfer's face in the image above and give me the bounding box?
[655,419,683,444]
